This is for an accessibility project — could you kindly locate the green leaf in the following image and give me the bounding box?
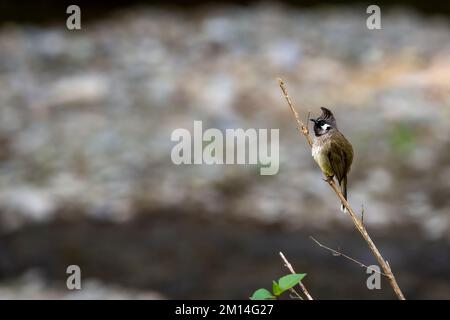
[250,288,276,300]
[272,281,283,296]
[278,274,307,291]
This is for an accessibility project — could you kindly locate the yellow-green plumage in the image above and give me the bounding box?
[311,107,353,211]
[312,131,353,181]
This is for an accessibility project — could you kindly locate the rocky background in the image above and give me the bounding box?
[0,2,449,299]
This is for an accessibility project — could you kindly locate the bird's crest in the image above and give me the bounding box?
[317,107,337,128]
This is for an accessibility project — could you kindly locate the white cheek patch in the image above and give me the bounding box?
[321,124,331,130]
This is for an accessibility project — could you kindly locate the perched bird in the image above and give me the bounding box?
[311,107,353,212]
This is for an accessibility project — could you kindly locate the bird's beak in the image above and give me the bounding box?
[310,119,317,124]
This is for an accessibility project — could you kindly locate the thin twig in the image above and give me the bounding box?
[289,288,304,300]
[279,251,313,300]
[278,78,313,147]
[310,236,387,276]
[278,78,405,300]
[361,204,365,227]
[306,111,311,129]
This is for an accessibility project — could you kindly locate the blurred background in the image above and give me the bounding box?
[0,0,449,299]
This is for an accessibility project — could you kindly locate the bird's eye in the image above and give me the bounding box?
[321,123,331,131]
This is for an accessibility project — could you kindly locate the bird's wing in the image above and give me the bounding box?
[327,135,352,183]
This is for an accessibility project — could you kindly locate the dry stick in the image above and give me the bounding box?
[361,204,365,227]
[279,81,313,147]
[279,251,314,300]
[309,236,387,276]
[278,78,406,300]
[289,288,304,300]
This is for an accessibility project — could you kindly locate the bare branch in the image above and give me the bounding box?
[361,204,365,227]
[289,287,304,300]
[309,236,387,276]
[278,78,313,147]
[279,251,314,300]
[278,78,405,300]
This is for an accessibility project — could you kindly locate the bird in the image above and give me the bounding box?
[310,107,354,212]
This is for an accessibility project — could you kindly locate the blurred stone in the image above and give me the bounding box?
[39,73,109,109]
[0,270,164,300]
[0,187,55,229]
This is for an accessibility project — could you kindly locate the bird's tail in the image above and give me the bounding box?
[339,177,348,213]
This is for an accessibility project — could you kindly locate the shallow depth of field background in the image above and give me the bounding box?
[0,1,449,299]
